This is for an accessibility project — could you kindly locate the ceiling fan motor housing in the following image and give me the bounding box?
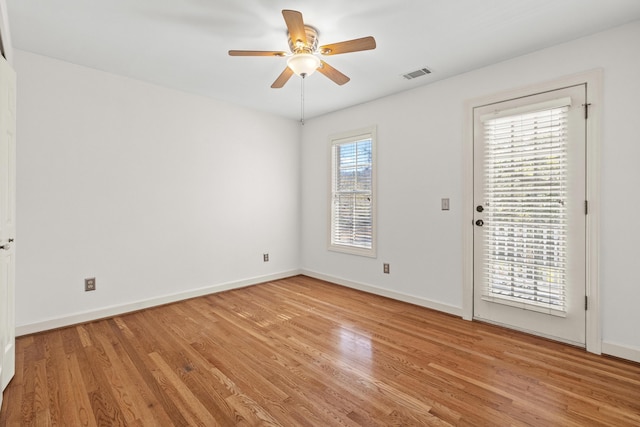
[288,25,319,53]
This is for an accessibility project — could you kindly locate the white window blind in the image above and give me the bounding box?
[481,98,571,314]
[330,129,375,256]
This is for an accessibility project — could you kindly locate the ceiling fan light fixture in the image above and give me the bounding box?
[287,53,321,77]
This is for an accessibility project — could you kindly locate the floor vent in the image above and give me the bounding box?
[402,67,432,80]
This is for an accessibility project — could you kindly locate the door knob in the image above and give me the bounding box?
[475,219,484,226]
[476,205,484,212]
[0,244,9,250]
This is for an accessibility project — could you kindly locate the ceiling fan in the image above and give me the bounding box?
[228,9,376,88]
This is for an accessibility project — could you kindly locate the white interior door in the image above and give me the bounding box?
[473,84,587,346]
[0,54,16,408]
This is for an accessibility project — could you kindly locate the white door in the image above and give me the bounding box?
[0,55,16,408]
[473,84,587,346]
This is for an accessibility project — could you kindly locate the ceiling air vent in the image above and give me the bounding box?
[402,67,432,80]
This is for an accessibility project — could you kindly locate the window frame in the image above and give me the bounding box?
[328,126,377,257]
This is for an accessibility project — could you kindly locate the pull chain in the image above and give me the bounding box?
[300,74,306,125]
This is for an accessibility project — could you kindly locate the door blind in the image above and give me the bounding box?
[481,99,571,314]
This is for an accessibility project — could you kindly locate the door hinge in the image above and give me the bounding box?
[583,103,592,120]
[585,295,588,310]
[585,200,588,215]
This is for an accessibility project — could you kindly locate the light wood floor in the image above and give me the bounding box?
[1,275,639,426]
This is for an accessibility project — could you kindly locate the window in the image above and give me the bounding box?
[329,127,376,256]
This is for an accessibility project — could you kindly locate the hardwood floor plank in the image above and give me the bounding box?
[2,275,640,426]
[46,332,81,426]
[17,339,38,425]
[107,317,193,427]
[93,327,155,425]
[32,358,48,415]
[148,351,222,426]
[65,352,99,427]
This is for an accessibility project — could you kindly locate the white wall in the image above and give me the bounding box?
[300,20,640,360]
[15,50,301,333]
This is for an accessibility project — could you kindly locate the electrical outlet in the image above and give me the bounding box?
[441,198,450,210]
[263,253,269,262]
[85,277,96,292]
[383,263,390,274]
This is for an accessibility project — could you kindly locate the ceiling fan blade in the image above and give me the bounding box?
[320,36,376,55]
[317,61,350,85]
[271,67,295,88]
[282,9,307,46]
[228,50,287,57]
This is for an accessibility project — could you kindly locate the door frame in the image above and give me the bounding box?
[462,69,602,354]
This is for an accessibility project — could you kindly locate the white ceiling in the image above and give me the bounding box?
[7,0,640,120]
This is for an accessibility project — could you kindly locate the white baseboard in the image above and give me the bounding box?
[300,269,463,317]
[15,270,301,336]
[602,342,640,364]
[19,270,638,365]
